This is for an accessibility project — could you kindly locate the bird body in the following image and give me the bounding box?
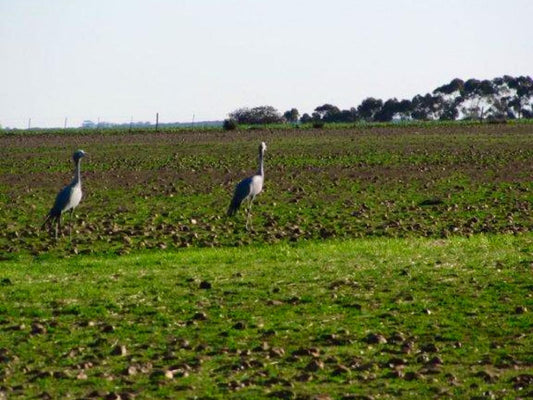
[228,174,263,216]
[227,142,266,228]
[42,150,86,238]
[50,181,82,217]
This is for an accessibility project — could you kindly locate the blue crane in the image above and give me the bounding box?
[227,142,267,229]
[42,150,87,238]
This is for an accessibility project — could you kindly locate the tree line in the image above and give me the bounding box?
[226,75,533,126]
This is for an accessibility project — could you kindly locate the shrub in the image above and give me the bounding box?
[228,106,284,124]
[223,119,238,131]
[312,120,325,129]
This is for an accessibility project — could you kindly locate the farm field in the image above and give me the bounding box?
[0,124,532,256]
[0,235,532,399]
[0,124,532,399]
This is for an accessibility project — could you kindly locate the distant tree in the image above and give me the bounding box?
[222,75,531,126]
[283,108,300,123]
[457,76,521,120]
[485,96,509,120]
[513,76,533,118]
[439,96,461,121]
[503,75,518,89]
[393,99,413,120]
[522,108,533,118]
[492,77,505,86]
[515,76,533,96]
[460,97,484,120]
[439,102,459,120]
[311,104,358,123]
[411,94,443,120]
[374,98,401,122]
[312,120,325,129]
[314,104,340,120]
[430,95,447,119]
[357,97,383,121]
[507,96,523,118]
[434,78,464,95]
[462,79,481,95]
[311,112,322,121]
[229,106,284,124]
[300,113,312,123]
[223,118,238,131]
[478,80,496,96]
[337,108,358,122]
[397,99,412,113]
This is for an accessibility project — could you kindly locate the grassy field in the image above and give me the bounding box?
[0,123,531,256]
[0,124,532,399]
[1,235,532,399]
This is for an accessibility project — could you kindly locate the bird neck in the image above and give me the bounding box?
[72,158,82,186]
[257,149,264,177]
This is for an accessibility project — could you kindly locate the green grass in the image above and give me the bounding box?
[0,123,532,398]
[2,118,533,137]
[1,234,532,399]
[1,124,531,257]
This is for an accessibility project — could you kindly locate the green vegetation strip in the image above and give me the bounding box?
[1,234,532,399]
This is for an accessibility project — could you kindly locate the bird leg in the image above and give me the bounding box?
[55,214,61,239]
[245,212,251,231]
[246,198,254,231]
[69,209,74,239]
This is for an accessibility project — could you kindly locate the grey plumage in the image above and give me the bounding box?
[42,149,87,238]
[227,142,266,229]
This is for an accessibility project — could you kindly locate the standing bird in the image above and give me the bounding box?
[42,149,87,238]
[227,142,267,230]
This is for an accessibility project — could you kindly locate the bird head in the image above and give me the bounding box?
[73,150,87,161]
[259,142,267,152]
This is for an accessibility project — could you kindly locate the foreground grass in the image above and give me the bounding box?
[1,234,532,399]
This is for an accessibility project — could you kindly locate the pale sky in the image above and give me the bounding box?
[1,0,532,128]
